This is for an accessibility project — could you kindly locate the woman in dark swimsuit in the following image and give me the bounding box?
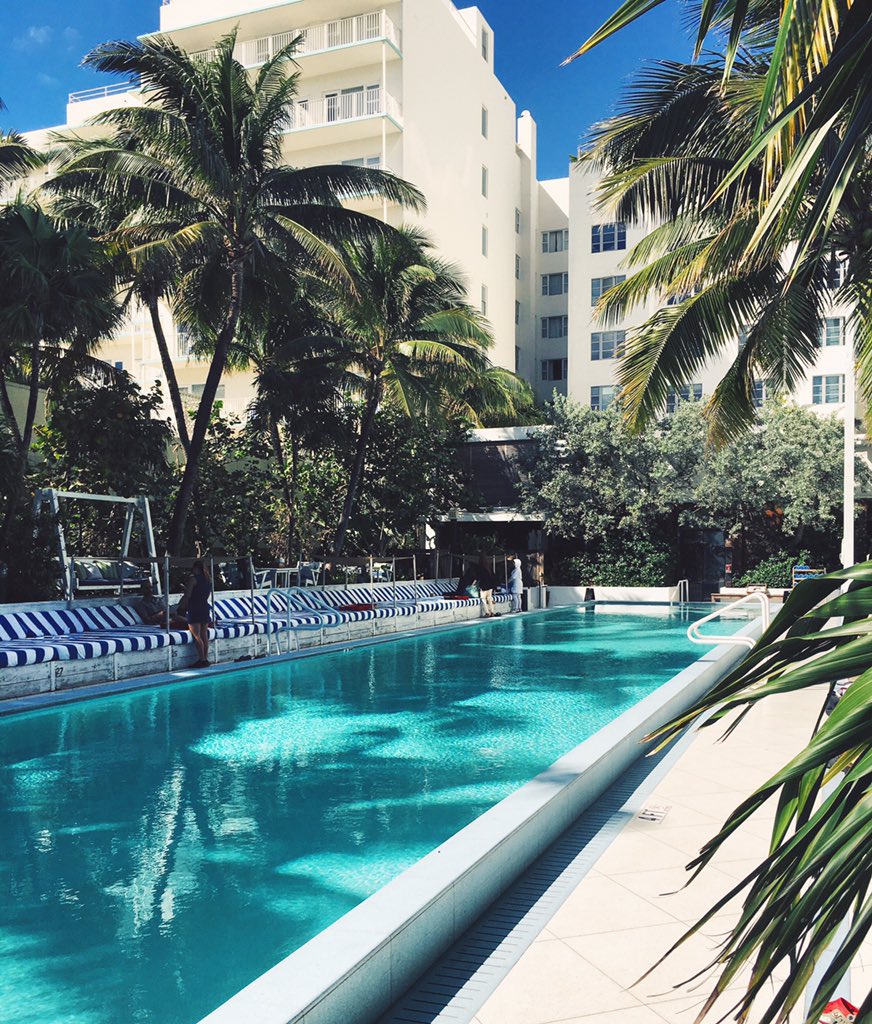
[177,559,213,667]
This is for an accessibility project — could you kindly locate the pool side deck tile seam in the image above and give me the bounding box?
[378,719,703,1024]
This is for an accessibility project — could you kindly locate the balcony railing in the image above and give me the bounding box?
[69,80,138,104]
[287,86,401,131]
[237,10,401,66]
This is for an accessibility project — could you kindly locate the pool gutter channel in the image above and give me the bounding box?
[198,616,761,1024]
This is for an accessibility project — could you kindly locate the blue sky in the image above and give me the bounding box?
[0,0,692,179]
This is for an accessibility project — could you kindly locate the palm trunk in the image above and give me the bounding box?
[147,292,190,453]
[269,415,294,563]
[333,379,380,557]
[0,331,43,554]
[0,372,23,452]
[165,264,244,555]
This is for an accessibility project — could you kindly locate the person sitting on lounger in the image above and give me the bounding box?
[135,581,187,629]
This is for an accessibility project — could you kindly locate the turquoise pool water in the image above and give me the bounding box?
[0,605,741,1024]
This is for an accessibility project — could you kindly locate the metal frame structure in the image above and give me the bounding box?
[32,488,159,600]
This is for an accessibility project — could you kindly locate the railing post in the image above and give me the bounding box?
[165,555,172,671]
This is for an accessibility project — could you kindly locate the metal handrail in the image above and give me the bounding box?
[676,579,689,605]
[687,591,770,650]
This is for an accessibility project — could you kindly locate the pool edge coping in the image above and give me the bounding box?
[196,617,761,1024]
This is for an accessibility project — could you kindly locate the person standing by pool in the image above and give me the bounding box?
[177,560,213,667]
[508,555,523,613]
[477,554,497,617]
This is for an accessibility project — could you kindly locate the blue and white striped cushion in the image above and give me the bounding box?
[0,613,42,641]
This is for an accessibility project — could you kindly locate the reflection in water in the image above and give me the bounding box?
[0,607,731,1024]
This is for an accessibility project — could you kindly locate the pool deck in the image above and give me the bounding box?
[470,685,871,1024]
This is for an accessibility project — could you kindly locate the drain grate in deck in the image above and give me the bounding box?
[379,729,696,1024]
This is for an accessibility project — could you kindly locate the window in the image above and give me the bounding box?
[481,225,488,257]
[541,358,567,382]
[828,258,846,290]
[515,254,521,279]
[515,300,521,326]
[540,315,568,339]
[541,229,569,253]
[591,222,627,253]
[591,385,617,411]
[480,284,488,317]
[481,165,488,197]
[177,324,195,358]
[342,155,381,167]
[541,272,569,296]
[591,275,626,304]
[114,361,124,370]
[481,106,488,138]
[812,374,845,404]
[515,208,521,234]
[515,346,520,373]
[591,330,626,360]
[821,317,844,346]
[481,28,489,61]
[665,383,703,413]
[752,380,766,408]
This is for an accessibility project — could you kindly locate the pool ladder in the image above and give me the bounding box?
[265,587,301,655]
[687,591,770,650]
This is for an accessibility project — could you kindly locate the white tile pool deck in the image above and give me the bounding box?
[471,685,871,1024]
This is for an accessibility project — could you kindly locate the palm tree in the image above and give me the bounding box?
[318,226,527,556]
[567,0,872,286]
[47,31,424,554]
[577,55,866,441]
[0,202,121,550]
[645,565,872,1024]
[0,98,41,186]
[236,283,352,561]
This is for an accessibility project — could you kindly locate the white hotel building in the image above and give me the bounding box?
[23,0,854,421]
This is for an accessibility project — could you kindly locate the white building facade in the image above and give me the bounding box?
[29,0,563,418]
[564,167,856,420]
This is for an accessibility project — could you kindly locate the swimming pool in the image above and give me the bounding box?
[0,604,742,1024]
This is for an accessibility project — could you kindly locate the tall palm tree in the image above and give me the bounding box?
[236,283,352,561]
[577,55,866,441]
[0,202,121,550]
[0,98,41,187]
[568,0,872,283]
[319,227,526,556]
[47,31,424,554]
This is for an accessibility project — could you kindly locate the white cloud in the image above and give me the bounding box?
[12,25,53,50]
[63,26,82,49]
[37,72,60,87]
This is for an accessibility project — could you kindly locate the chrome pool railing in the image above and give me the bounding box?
[687,591,770,650]
[265,588,300,656]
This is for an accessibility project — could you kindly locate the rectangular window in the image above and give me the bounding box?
[515,346,520,373]
[540,358,567,382]
[591,222,627,253]
[114,360,124,370]
[481,225,488,257]
[591,275,626,304]
[481,28,489,61]
[481,106,488,138]
[591,385,617,411]
[515,300,520,326]
[541,229,569,253]
[515,254,521,280]
[591,330,626,361]
[665,383,703,413]
[481,165,488,197]
[341,155,381,168]
[515,208,521,234]
[812,374,845,404]
[821,317,844,346]
[480,284,488,317]
[752,380,766,408]
[828,259,846,290]
[541,272,569,296]
[540,315,568,339]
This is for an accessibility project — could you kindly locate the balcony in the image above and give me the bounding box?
[237,11,401,67]
[68,80,139,105]
[283,85,402,149]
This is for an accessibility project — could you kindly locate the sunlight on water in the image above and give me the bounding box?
[0,605,741,1024]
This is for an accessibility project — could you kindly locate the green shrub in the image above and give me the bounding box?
[551,540,672,587]
[735,550,813,588]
